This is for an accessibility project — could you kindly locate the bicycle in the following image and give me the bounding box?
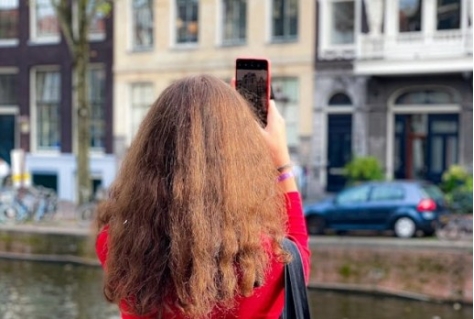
[436,215,473,241]
[76,187,107,222]
[0,186,58,223]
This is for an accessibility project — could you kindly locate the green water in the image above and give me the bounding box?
[0,259,471,319]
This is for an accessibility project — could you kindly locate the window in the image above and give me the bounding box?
[437,0,461,30]
[132,0,154,49]
[272,0,298,41]
[272,78,299,148]
[35,70,61,151]
[395,89,459,105]
[88,0,107,38]
[0,73,17,106]
[336,185,371,204]
[33,0,59,40]
[0,0,19,43]
[131,83,154,139]
[176,0,199,44]
[399,0,422,32]
[371,185,405,201]
[330,1,354,44]
[222,0,246,45]
[89,67,106,149]
[328,93,352,106]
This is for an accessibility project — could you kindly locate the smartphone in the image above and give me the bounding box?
[235,57,271,126]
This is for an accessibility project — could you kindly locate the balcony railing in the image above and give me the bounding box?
[357,29,472,60]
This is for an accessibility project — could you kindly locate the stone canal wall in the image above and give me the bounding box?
[0,225,98,265]
[308,237,473,304]
[0,225,472,303]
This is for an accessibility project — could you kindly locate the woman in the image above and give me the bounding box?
[95,75,310,318]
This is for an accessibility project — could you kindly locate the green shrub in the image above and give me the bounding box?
[441,165,471,193]
[441,165,473,214]
[343,156,384,184]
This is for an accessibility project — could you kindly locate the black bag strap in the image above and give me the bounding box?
[281,238,311,319]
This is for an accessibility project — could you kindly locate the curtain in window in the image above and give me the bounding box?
[331,1,355,44]
[133,0,154,48]
[176,0,199,43]
[89,68,106,149]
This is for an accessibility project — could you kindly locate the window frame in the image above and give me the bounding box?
[398,0,423,33]
[220,0,247,46]
[0,0,20,46]
[318,0,356,59]
[436,0,461,30]
[172,0,199,48]
[31,66,62,153]
[29,0,60,44]
[85,0,107,42]
[130,0,154,51]
[88,64,107,152]
[129,82,154,143]
[271,77,299,150]
[270,0,299,43]
[0,71,18,107]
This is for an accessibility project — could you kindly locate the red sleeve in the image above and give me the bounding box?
[284,192,311,282]
[95,225,109,267]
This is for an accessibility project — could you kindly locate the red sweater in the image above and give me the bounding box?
[96,192,310,319]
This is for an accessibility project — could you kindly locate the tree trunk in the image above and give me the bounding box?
[74,48,91,205]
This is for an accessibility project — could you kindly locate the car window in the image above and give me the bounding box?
[336,185,371,205]
[370,185,405,201]
[421,185,445,201]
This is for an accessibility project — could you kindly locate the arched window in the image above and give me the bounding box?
[328,93,352,106]
[395,89,459,105]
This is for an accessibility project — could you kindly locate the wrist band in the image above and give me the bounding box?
[277,171,294,182]
[276,163,293,173]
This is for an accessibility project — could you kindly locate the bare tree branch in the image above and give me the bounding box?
[52,0,76,53]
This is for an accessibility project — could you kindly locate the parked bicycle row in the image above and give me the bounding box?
[0,186,58,223]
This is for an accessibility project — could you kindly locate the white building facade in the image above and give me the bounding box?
[310,0,473,194]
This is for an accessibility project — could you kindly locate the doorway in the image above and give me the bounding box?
[394,114,458,183]
[326,114,352,192]
[0,114,15,165]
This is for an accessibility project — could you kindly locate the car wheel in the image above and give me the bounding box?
[0,205,18,221]
[306,216,325,235]
[393,217,417,238]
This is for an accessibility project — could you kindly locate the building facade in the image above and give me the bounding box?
[0,0,115,201]
[310,0,473,194]
[113,0,316,174]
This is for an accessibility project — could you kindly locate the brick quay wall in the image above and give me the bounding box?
[0,225,471,304]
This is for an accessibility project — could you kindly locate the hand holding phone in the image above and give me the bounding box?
[235,58,271,126]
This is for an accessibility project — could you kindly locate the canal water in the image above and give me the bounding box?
[0,259,471,319]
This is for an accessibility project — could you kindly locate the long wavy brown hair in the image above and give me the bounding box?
[96,75,288,318]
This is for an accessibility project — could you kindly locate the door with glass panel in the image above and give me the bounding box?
[394,113,459,183]
[426,114,459,183]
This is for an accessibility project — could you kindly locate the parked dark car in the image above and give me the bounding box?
[304,181,449,238]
